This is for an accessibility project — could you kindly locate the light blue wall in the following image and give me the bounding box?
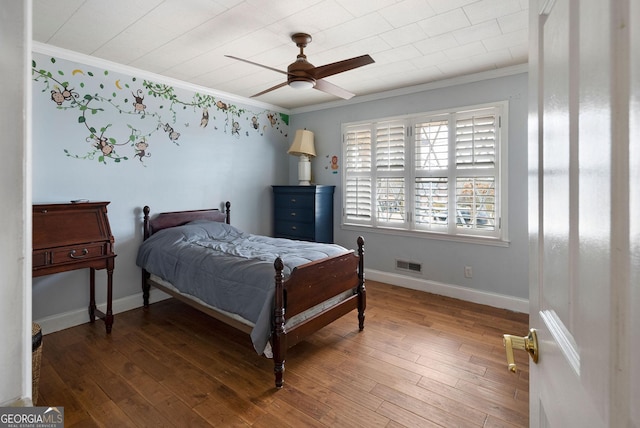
[291,72,529,299]
[31,50,290,322]
[31,49,528,327]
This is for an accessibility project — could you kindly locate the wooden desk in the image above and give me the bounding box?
[33,202,116,333]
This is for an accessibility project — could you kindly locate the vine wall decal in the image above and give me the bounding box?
[32,55,289,166]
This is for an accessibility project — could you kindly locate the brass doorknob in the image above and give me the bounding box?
[503,328,539,372]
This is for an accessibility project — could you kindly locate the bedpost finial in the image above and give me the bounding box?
[143,206,150,217]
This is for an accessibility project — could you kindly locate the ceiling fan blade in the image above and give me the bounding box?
[310,54,374,80]
[313,79,355,100]
[225,55,288,76]
[250,81,288,98]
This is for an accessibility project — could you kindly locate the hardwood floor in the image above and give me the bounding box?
[37,281,529,427]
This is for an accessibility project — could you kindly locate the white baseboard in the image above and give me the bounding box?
[366,269,529,314]
[35,289,171,335]
[0,397,32,407]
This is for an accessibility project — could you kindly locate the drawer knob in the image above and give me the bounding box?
[290,212,296,216]
[69,248,89,259]
[291,226,297,230]
[290,198,296,203]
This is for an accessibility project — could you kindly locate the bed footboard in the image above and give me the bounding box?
[272,236,365,388]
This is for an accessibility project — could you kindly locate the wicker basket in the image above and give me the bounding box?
[32,322,43,405]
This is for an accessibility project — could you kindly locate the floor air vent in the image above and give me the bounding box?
[396,260,422,273]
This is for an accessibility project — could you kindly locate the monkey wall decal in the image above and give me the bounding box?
[231,121,240,136]
[200,108,209,128]
[134,139,150,162]
[87,135,114,156]
[132,89,146,113]
[158,122,180,142]
[50,86,78,105]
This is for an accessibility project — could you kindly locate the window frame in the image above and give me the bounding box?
[341,101,509,245]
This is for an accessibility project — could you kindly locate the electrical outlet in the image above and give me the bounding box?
[464,266,473,278]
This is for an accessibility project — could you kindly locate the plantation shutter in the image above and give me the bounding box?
[344,125,373,223]
[374,121,406,224]
[455,177,496,231]
[376,121,405,171]
[414,177,448,228]
[455,109,497,169]
[454,107,499,232]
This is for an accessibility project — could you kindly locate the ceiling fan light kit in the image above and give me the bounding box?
[226,32,374,100]
[288,80,314,90]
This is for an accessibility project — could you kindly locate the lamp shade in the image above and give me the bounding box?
[287,129,316,157]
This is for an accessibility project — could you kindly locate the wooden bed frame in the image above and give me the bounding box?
[140,202,365,388]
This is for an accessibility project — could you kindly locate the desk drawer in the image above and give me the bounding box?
[32,250,49,268]
[50,243,107,265]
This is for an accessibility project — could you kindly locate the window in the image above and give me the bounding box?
[342,102,507,241]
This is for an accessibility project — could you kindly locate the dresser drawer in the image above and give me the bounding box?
[274,220,314,240]
[50,242,107,265]
[274,206,313,222]
[274,193,315,209]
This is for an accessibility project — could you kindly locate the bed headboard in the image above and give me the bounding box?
[143,201,231,240]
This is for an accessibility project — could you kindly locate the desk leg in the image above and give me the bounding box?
[89,268,97,322]
[105,268,114,333]
[88,266,114,333]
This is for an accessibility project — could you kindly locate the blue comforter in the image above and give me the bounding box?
[136,220,349,355]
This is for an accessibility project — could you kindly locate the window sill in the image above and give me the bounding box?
[341,223,510,247]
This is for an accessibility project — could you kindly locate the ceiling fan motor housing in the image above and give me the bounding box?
[288,57,316,88]
[288,33,316,89]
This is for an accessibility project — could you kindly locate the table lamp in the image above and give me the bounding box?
[288,129,316,185]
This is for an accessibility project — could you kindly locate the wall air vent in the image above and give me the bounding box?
[396,259,422,273]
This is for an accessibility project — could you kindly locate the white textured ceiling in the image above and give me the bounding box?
[32,0,529,110]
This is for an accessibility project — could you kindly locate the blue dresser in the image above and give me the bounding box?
[272,185,335,243]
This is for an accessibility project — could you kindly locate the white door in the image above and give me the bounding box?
[525,0,639,426]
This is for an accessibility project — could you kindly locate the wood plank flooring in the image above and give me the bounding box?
[37,281,529,427]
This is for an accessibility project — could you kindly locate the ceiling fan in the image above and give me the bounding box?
[225,33,374,100]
